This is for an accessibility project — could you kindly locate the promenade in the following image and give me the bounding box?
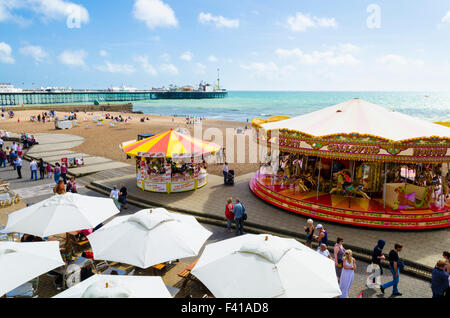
[0,155,434,298]
[5,133,449,273]
[90,172,449,273]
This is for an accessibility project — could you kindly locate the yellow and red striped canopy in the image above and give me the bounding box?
[122,129,221,159]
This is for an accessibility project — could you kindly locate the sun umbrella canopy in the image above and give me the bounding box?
[0,241,64,296]
[53,275,172,298]
[2,193,120,237]
[87,208,212,268]
[121,129,221,158]
[191,234,341,298]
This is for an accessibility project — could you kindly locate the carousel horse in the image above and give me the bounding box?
[330,172,345,195]
[293,177,309,193]
[347,183,371,200]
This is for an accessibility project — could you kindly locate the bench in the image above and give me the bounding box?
[177,259,199,287]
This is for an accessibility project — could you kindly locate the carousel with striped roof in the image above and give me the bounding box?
[251,99,450,230]
[121,129,221,193]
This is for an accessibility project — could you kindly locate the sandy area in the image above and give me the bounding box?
[0,109,260,176]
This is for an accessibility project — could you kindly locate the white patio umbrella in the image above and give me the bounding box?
[1,193,120,237]
[191,234,342,298]
[0,241,64,296]
[53,275,172,298]
[87,208,212,268]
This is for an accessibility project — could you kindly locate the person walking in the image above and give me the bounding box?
[380,243,403,297]
[10,151,18,170]
[46,163,52,179]
[371,240,386,282]
[314,224,328,249]
[334,237,346,282]
[233,198,246,235]
[29,159,38,181]
[119,184,128,209]
[15,156,22,179]
[53,162,61,184]
[224,197,234,233]
[304,219,314,248]
[443,251,450,299]
[431,260,449,298]
[110,185,121,210]
[222,162,229,184]
[60,163,68,184]
[339,249,356,298]
[38,159,45,179]
[0,148,6,168]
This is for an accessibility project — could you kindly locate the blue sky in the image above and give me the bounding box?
[1,0,450,90]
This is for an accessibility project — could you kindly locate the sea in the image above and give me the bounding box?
[133,91,450,123]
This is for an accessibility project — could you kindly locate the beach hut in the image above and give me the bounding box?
[121,129,221,193]
[250,98,450,229]
[191,234,341,298]
[87,208,212,268]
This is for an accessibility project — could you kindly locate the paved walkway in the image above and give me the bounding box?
[5,132,448,271]
[0,162,433,298]
[92,172,449,270]
[24,133,130,177]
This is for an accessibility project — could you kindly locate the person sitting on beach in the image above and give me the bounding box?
[53,179,66,195]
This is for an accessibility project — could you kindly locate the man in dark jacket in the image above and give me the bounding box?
[431,260,449,298]
[371,239,386,283]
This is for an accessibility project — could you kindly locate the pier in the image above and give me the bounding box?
[0,90,228,106]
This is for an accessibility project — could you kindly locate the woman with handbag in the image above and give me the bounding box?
[224,197,234,233]
[334,237,345,282]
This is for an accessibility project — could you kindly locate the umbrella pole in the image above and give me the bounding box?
[383,162,387,210]
[316,158,321,201]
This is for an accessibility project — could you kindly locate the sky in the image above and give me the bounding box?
[1,0,450,91]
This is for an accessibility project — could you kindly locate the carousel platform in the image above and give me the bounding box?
[250,172,450,230]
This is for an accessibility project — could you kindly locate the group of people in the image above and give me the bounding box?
[224,197,247,235]
[304,219,450,298]
[0,141,24,178]
[30,111,53,123]
[109,184,128,211]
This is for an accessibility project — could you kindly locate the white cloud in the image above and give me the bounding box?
[0,42,14,64]
[133,0,178,29]
[160,53,170,62]
[160,63,179,75]
[95,61,136,74]
[286,12,337,32]
[19,45,48,63]
[198,12,239,28]
[0,1,31,26]
[180,51,193,62]
[0,0,89,27]
[99,50,108,57]
[275,47,360,66]
[337,43,360,54]
[442,11,450,23]
[134,56,158,75]
[58,49,87,67]
[208,55,218,62]
[195,62,206,75]
[377,54,424,66]
[240,61,296,80]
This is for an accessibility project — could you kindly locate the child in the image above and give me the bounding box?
[45,163,52,178]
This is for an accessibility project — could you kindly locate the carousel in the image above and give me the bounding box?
[121,129,221,194]
[251,98,450,229]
